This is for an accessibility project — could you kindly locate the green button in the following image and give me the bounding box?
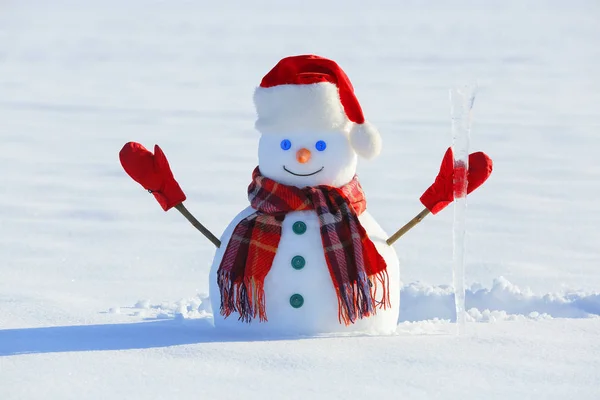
[291,255,305,270]
[292,221,307,234]
[289,294,304,308]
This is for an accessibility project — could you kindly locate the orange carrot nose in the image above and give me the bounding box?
[296,148,312,164]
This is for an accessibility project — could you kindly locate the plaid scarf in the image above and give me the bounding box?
[217,167,390,325]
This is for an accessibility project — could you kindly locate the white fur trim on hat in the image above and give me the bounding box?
[254,82,349,134]
[349,121,382,159]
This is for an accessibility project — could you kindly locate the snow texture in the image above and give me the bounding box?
[1,0,600,399]
[65,276,596,324]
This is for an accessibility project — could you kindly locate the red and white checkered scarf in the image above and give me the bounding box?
[217,167,390,325]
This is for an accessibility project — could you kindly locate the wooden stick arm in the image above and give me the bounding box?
[386,208,431,246]
[174,201,429,249]
[174,203,221,248]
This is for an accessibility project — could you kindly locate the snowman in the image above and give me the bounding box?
[209,56,400,335]
[119,55,492,337]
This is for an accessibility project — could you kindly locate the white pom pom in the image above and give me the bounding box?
[349,121,382,159]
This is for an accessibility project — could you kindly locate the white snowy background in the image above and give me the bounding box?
[1,0,599,398]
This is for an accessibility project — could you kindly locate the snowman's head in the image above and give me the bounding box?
[258,129,357,188]
[254,55,382,188]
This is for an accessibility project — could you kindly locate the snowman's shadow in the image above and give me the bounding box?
[0,317,310,356]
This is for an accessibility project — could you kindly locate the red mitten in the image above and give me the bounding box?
[420,147,493,214]
[119,142,186,211]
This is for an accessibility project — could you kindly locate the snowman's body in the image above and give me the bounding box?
[209,207,400,335]
[208,55,401,336]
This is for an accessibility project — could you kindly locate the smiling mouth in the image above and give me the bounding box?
[283,166,324,177]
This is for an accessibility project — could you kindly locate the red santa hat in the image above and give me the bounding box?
[253,55,382,159]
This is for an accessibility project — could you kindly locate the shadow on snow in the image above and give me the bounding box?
[0,318,302,357]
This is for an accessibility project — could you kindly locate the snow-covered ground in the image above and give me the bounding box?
[1,0,599,398]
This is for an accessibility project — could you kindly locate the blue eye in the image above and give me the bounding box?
[315,140,327,151]
[280,139,291,150]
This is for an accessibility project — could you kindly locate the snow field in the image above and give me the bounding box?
[1,0,599,398]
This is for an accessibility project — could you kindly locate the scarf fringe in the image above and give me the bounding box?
[373,269,391,310]
[218,271,268,323]
[337,269,391,326]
